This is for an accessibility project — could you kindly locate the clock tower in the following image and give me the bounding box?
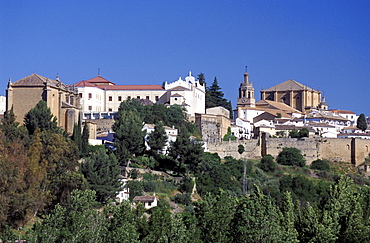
[237,71,255,108]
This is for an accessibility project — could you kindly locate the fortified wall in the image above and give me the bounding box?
[207,136,370,166]
[84,119,115,133]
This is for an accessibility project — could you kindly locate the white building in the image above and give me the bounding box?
[74,72,205,119]
[231,118,253,140]
[164,71,205,116]
[0,95,6,115]
[116,178,130,202]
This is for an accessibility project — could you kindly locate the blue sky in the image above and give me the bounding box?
[1,1,369,116]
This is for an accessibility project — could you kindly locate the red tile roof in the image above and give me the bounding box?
[98,85,164,90]
[85,76,115,85]
[328,109,356,114]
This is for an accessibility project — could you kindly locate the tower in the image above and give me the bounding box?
[237,71,255,108]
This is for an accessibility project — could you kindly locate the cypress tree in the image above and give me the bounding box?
[357,113,367,132]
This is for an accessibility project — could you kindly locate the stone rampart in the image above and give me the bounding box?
[207,139,261,160]
[207,136,370,166]
[84,119,115,133]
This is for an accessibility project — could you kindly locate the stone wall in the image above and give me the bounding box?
[84,118,115,133]
[207,139,261,160]
[208,136,370,166]
[266,138,319,165]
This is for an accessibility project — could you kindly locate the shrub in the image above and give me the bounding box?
[277,147,306,167]
[299,127,309,138]
[310,159,330,171]
[259,154,276,172]
[130,169,138,179]
[179,176,194,193]
[174,193,192,206]
[143,181,156,192]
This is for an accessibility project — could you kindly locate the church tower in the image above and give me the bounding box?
[237,71,255,108]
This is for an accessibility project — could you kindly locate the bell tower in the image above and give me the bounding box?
[237,69,255,108]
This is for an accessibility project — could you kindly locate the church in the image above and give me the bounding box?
[6,73,80,134]
[236,71,327,122]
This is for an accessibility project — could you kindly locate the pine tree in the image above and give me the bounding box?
[197,73,206,86]
[81,122,90,157]
[205,77,233,118]
[71,113,82,153]
[0,106,28,142]
[24,100,59,135]
[81,148,122,203]
[147,122,168,153]
[357,113,368,132]
[113,110,146,165]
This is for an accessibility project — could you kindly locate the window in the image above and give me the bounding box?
[146,96,149,100]
[137,96,140,99]
[108,108,113,112]
[118,96,122,101]
[88,93,92,99]
[109,96,113,101]
[155,96,159,101]
[88,106,92,110]
[127,96,131,99]
[79,93,82,98]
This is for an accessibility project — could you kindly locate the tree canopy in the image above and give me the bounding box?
[357,113,368,132]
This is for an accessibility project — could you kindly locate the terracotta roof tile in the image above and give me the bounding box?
[263,79,317,92]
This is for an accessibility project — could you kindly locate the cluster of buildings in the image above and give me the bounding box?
[3,70,370,143]
[2,70,370,205]
[233,71,369,139]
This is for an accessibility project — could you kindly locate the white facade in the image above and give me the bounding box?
[75,72,205,118]
[164,72,206,116]
[238,108,265,122]
[0,95,6,115]
[117,178,130,202]
[231,118,253,140]
[308,123,337,138]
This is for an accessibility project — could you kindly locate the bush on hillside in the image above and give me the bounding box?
[277,147,306,167]
[259,154,276,172]
[310,159,330,171]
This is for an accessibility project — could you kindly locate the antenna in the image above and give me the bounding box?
[98,68,100,76]
[245,65,248,73]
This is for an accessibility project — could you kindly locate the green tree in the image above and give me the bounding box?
[0,106,28,143]
[81,148,122,203]
[299,127,309,138]
[113,109,146,165]
[205,77,233,118]
[238,144,245,155]
[197,73,206,86]
[195,190,236,242]
[24,100,59,135]
[168,130,204,174]
[231,187,284,242]
[28,189,107,242]
[223,127,236,141]
[357,113,368,132]
[259,154,276,172]
[310,159,330,171]
[147,122,168,154]
[289,129,300,138]
[81,122,90,156]
[106,200,140,243]
[277,147,306,167]
[71,113,82,154]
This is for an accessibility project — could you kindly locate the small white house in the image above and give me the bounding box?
[231,118,253,140]
[116,178,130,202]
[133,194,158,209]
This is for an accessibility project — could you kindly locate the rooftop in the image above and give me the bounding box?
[262,79,317,92]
